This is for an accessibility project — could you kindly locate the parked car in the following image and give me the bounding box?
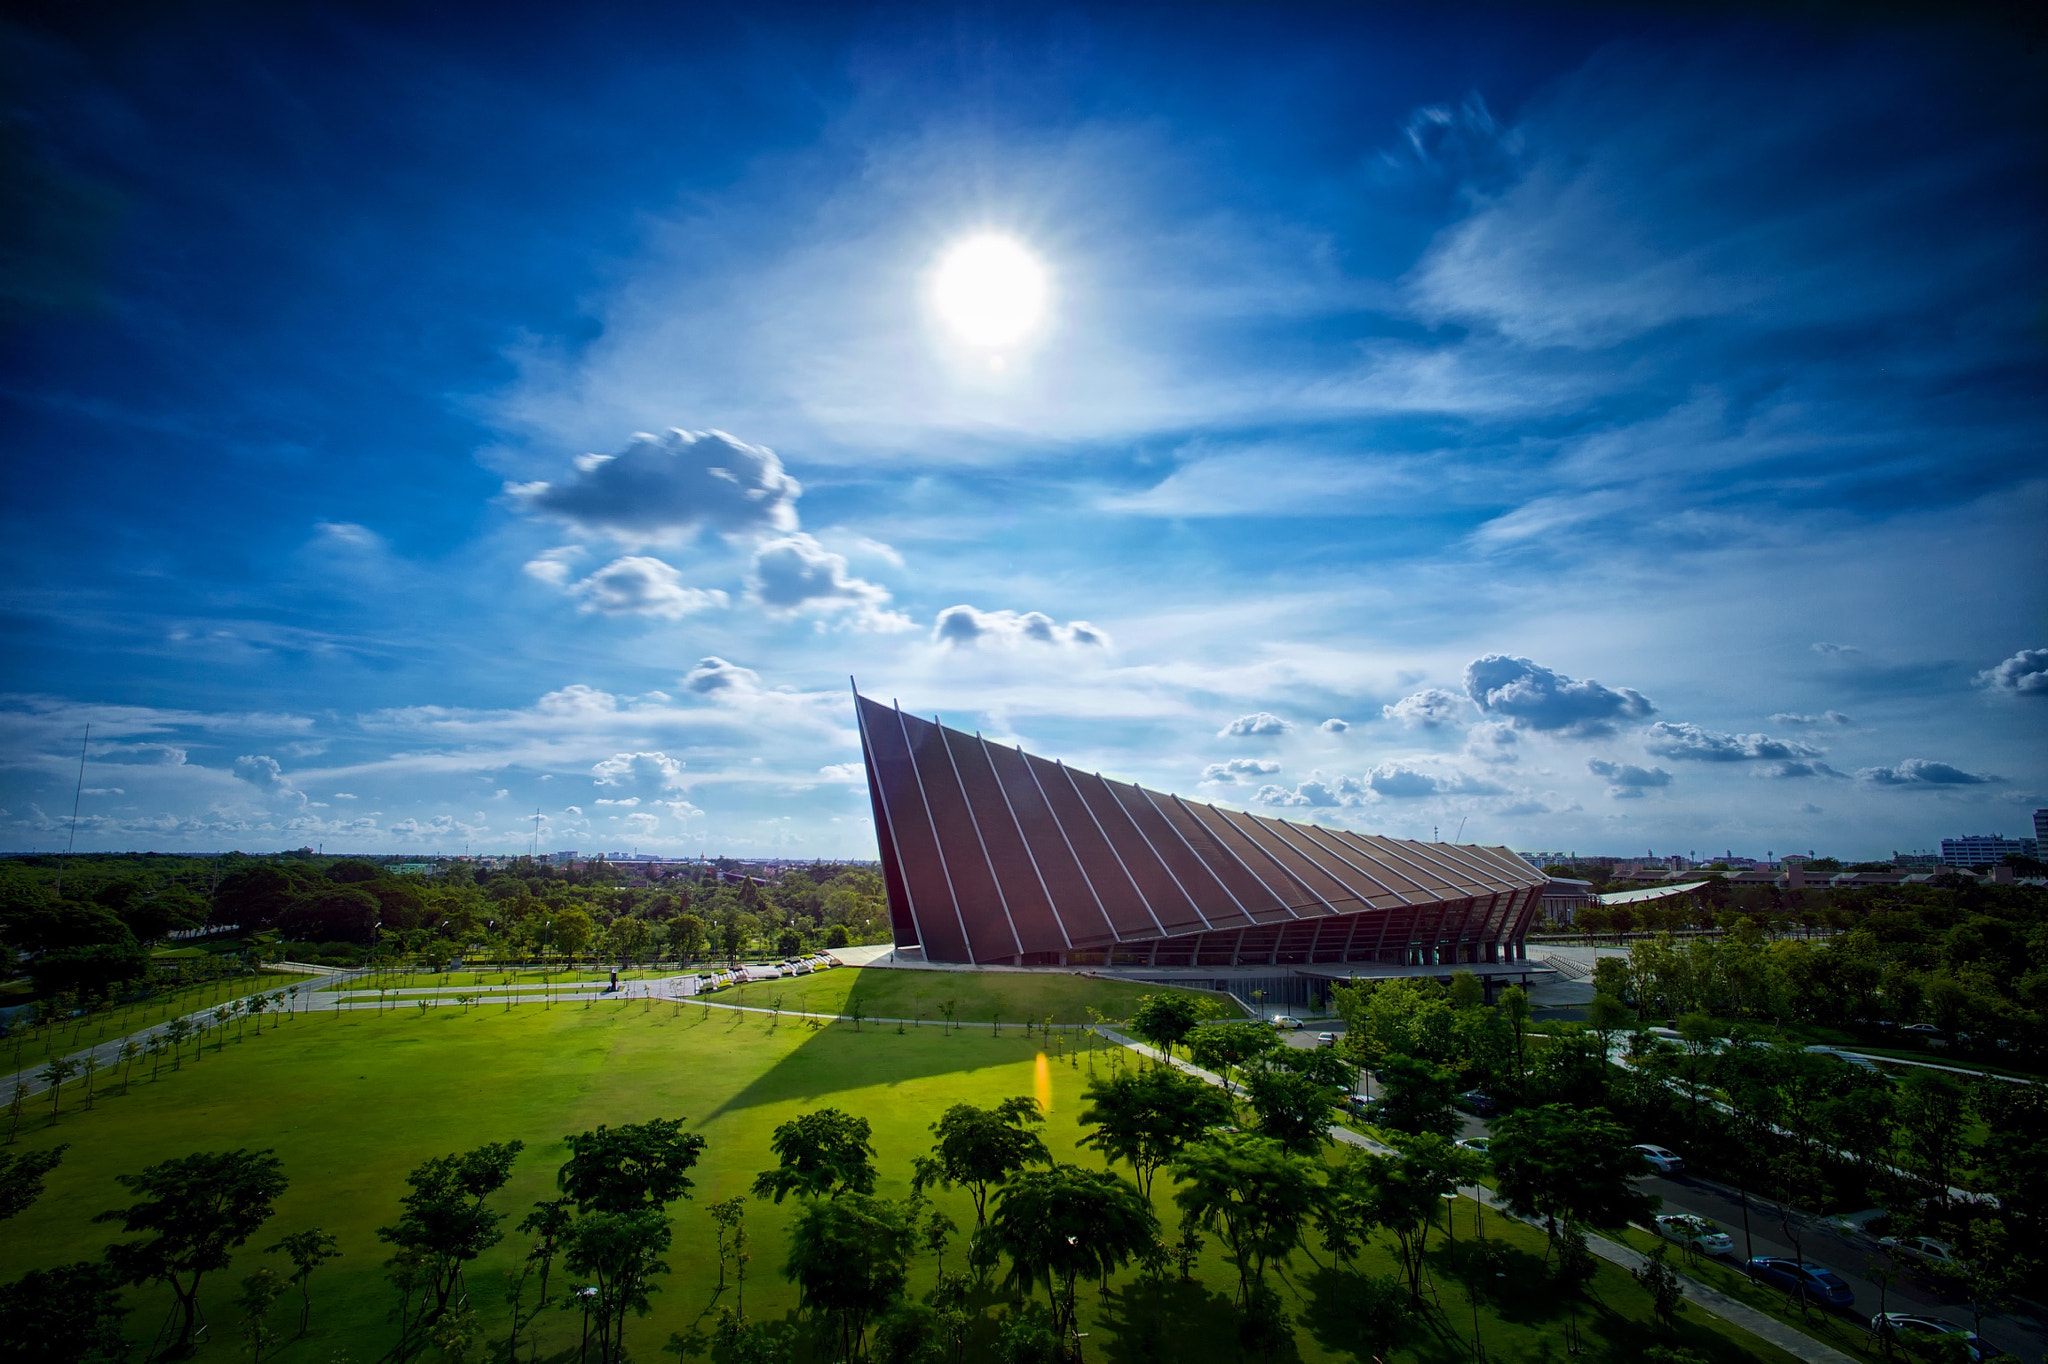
[1453,1136,1493,1157]
[1900,1023,1942,1036]
[1745,1257,1855,1308]
[1632,1144,1686,1175]
[1343,1093,1380,1116]
[1452,1089,1498,1117]
[1316,1031,1339,1047]
[1879,1234,1966,1270]
[1271,1015,1304,1030]
[1871,1313,2005,1361]
[1653,1213,1733,1257]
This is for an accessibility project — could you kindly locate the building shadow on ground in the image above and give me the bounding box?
[692,968,1093,1123]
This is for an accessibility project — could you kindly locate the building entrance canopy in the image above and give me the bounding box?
[854,692,1545,969]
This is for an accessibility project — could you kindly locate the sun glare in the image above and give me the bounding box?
[932,234,1048,348]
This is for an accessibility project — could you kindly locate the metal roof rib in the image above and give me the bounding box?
[854,693,925,952]
[977,731,1072,950]
[893,704,979,965]
[936,721,1025,957]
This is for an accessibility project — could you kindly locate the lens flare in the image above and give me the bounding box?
[1034,1051,1053,1113]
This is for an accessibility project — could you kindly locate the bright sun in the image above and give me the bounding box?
[932,234,1048,347]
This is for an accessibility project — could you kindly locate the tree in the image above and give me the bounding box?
[912,1098,1050,1228]
[1895,1069,1970,1223]
[1499,985,1532,1089]
[40,1058,79,1119]
[1128,992,1206,1062]
[375,1141,524,1327]
[1372,1053,1459,1138]
[1326,1136,1458,1306]
[708,1196,748,1290]
[0,1261,129,1364]
[1490,1105,1652,1251]
[234,1266,287,1364]
[510,1197,573,1356]
[987,1165,1156,1349]
[1170,1134,1319,1308]
[752,1108,876,1203]
[1242,1067,1341,1155]
[670,913,709,962]
[1633,1242,1685,1330]
[1184,1021,1280,1092]
[564,1209,672,1364]
[265,1227,340,1338]
[783,1192,913,1362]
[278,888,379,944]
[0,1145,65,1221]
[96,1148,290,1355]
[1076,1066,1232,1199]
[559,1119,706,1213]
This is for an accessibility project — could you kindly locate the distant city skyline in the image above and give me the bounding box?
[1,4,2042,860]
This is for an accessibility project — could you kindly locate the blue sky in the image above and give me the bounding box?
[2,2,2042,860]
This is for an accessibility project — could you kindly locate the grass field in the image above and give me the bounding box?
[2,967,1800,1363]
[2,970,307,1078]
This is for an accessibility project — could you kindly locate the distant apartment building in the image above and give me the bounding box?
[1940,834,2039,867]
[1892,851,1942,870]
[2037,808,2047,849]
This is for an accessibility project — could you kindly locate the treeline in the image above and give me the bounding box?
[1584,880,2048,1064]
[0,855,893,1004]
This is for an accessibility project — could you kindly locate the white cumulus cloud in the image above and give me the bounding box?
[1220,712,1292,737]
[932,606,1109,650]
[1465,655,1653,737]
[564,556,729,619]
[1382,688,1469,729]
[509,428,800,544]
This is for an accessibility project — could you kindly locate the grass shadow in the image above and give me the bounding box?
[1095,1277,1261,1364]
[692,968,1101,1123]
[1297,1265,1419,1362]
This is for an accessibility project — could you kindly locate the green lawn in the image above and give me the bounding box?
[1,970,308,1079]
[3,967,1799,1363]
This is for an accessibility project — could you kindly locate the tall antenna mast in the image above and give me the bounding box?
[56,723,89,897]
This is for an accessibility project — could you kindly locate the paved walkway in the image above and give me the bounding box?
[1095,1027,1860,1364]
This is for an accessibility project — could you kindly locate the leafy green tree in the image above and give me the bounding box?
[1076,1066,1232,1199]
[1895,1070,1970,1223]
[0,1145,65,1220]
[1323,1135,1475,1306]
[508,1197,574,1357]
[1184,1021,1280,1091]
[565,1209,672,1364]
[1499,985,1532,1089]
[96,1148,289,1355]
[1372,1053,1459,1137]
[783,1192,913,1362]
[264,1228,340,1337]
[1242,1067,1340,1155]
[234,1266,287,1364]
[987,1165,1156,1348]
[559,1119,706,1213]
[912,1098,1051,1227]
[1128,992,1206,1062]
[753,1108,876,1203]
[0,1261,129,1364]
[1171,1134,1319,1308]
[1490,1105,1652,1250]
[375,1141,524,1326]
[670,913,709,962]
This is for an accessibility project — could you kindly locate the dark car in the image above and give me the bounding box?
[1453,1089,1498,1117]
[1745,1257,1854,1308]
[1871,1313,2005,1362]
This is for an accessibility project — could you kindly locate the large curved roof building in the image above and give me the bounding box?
[855,692,1546,970]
